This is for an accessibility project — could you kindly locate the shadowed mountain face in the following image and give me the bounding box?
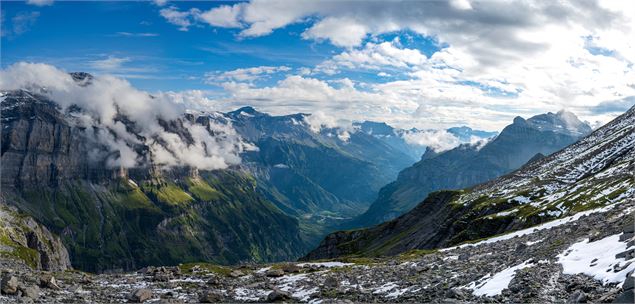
[351,111,593,228]
[0,89,307,272]
[304,105,634,260]
[226,107,417,217]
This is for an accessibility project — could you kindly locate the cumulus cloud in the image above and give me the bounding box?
[160,6,199,31]
[0,62,250,170]
[198,4,245,28]
[401,129,462,152]
[155,1,634,130]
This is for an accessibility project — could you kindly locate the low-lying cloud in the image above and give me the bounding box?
[0,62,250,170]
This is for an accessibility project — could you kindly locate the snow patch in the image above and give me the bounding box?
[466,260,534,296]
[557,233,635,285]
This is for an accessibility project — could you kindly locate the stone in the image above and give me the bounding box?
[128,288,153,303]
[1,275,19,295]
[324,276,340,288]
[267,289,291,302]
[229,270,244,278]
[569,290,587,303]
[206,276,220,286]
[445,288,465,299]
[20,285,40,299]
[266,269,285,277]
[281,264,301,273]
[39,275,60,290]
[198,290,223,303]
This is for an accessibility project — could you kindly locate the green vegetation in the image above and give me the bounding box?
[186,178,220,201]
[179,263,233,276]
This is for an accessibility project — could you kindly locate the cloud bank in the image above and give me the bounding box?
[0,62,250,170]
[158,0,634,131]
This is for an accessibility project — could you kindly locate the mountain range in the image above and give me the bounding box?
[350,110,593,227]
[305,104,633,260]
[0,74,494,271]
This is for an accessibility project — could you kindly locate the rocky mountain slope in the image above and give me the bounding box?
[352,110,593,227]
[0,88,306,272]
[305,105,633,260]
[1,187,632,303]
[225,106,414,219]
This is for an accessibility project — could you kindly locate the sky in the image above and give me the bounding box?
[2,0,635,131]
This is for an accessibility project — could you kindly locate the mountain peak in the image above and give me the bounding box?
[69,72,93,86]
[527,110,592,136]
[227,106,266,118]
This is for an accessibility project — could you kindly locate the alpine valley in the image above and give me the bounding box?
[0,70,633,303]
[1,1,635,301]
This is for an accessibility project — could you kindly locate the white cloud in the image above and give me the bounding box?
[198,4,245,28]
[0,62,250,170]
[89,56,131,71]
[400,129,460,152]
[205,66,291,83]
[26,0,53,6]
[315,39,428,74]
[114,32,159,37]
[152,0,168,7]
[159,6,200,31]
[3,12,40,38]
[302,17,368,47]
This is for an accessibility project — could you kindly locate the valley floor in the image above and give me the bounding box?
[1,199,633,303]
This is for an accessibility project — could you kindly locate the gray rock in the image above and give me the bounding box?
[266,269,285,277]
[324,276,339,288]
[198,290,223,303]
[39,275,60,290]
[1,275,19,295]
[267,289,291,302]
[129,288,153,303]
[568,290,587,303]
[229,270,244,278]
[19,285,40,299]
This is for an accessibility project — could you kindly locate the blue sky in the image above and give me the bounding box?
[2,1,441,91]
[1,0,634,131]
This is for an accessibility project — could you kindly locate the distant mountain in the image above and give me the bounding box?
[447,126,499,142]
[305,105,634,260]
[219,107,497,244]
[354,121,497,161]
[351,110,593,227]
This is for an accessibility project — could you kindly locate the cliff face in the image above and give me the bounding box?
[0,203,71,271]
[1,90,92,187]
[0,89,307,272]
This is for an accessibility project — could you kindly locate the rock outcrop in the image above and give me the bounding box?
[0,204,71,271]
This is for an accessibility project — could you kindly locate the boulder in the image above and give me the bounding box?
[129,288,153,303]
[266,269,285,277]
[39,275,60,290]
[20,285,40,299]
[1,275,19,295]
[267,289,291,302]
[198,290,223,303]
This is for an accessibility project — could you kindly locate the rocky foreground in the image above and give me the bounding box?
[1,199,633,303]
